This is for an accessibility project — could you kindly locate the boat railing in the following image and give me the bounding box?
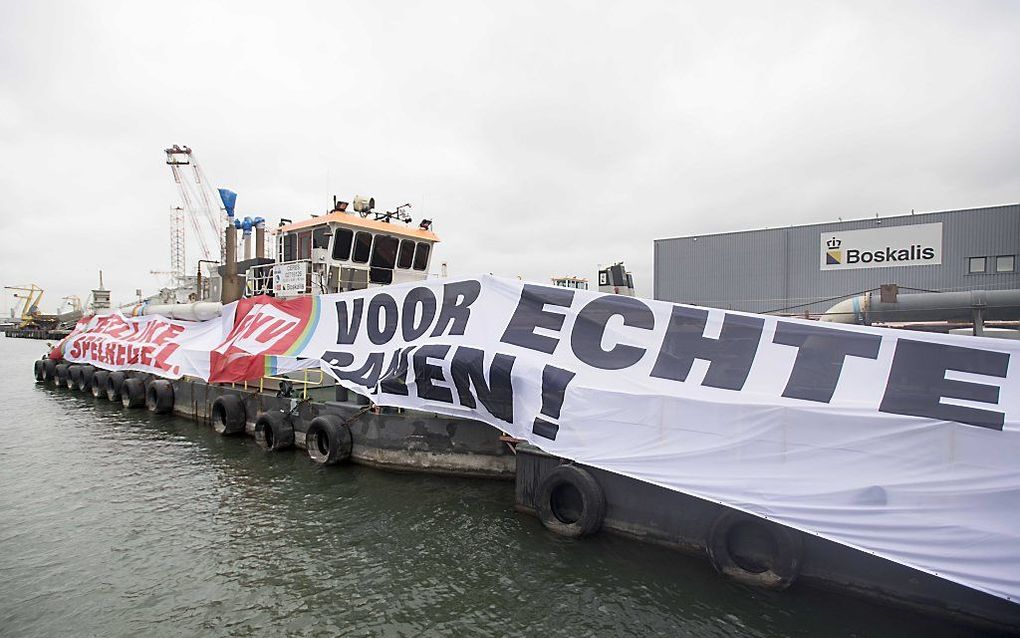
[245,259,326,298]
[244,260,443,298]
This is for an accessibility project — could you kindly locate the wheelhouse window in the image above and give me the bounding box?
[313,226,331,249]
[370,235,399,284]
[412,242,431,271]
[397,239,415,269]
[996,255,1015,272]
[969,257,986,273]
[282,233,297,262]
[352,231,373,264]
[332,228,353,260]
[297,231,312,260]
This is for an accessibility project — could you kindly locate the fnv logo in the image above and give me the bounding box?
[208,296,315,383]
[825,237,842,265]
[217,304,302,355]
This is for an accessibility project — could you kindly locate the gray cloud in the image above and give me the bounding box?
[2,0,1018,313]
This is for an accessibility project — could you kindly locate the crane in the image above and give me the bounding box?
[3,284,45,328]
[165,145,228,270]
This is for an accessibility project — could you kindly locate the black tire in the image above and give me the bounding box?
[92,370,110,398]
[211,394,246,435]
[146,380,174,414]
[54,363,70,387]
[34,359,45,382]
[305,414,352,465]
[121,377,146,408]
[67,365,83,390]
[106,371,127,402]
[254,411,295,451]
[535,465,606,538]
[707,511,803,590]
[77,366,95,392]
[43,359,57,383]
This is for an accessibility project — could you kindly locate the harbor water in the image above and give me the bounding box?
[0,336,995,637]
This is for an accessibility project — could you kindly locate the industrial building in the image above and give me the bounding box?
[653,204,1020,317]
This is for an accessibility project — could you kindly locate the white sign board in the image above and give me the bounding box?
[273,262,308,297]
[820,222,942,270]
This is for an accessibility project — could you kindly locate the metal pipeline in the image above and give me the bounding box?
[138,301,223,321]
[821,289,1020,325]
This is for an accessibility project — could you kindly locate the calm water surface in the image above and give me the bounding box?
[0,336,991,637]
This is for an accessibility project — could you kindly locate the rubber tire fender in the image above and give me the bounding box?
[254,411,295,451]
[34,359,45,382]
[305,414,352,465]
[535,464,606,538]
[91,370,110,398]
[54,363,70,387]
[43,359,57,383]
[121,377,146,408]
[77,366,95,392]
[706,511,804,591]
[67,365,83,390]
[146,380,174,414]
[211,394,246,435]
[105,371,127,402]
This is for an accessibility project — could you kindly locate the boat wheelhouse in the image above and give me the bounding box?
[244,198,439,298]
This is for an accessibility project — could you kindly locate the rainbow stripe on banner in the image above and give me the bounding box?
[263,296,321,376]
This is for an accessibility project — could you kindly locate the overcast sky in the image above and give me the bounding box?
[1,0,1018,313]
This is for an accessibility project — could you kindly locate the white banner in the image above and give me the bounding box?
[58,275,1020,603]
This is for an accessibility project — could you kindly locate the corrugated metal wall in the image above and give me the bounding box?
[653,204,1020,314]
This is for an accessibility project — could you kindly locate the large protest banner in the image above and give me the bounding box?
[57,275,1020,602]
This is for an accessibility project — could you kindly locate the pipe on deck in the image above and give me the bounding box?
[139,301,223,321]
[821,289,1020,325]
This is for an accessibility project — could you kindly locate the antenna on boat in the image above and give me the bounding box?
[374,203,412,224]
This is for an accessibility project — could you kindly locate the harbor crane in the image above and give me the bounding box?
[3,284,48,328]
[164,146,228,280]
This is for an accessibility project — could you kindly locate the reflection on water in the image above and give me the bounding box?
[0,337,989,637]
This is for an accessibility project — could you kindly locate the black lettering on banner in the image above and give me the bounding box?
[321,350,355,369]
[367,294,398,345]
[650,306,764,390]
[450,346,515,423]
[324,350,386,387]
[532,365,576,440]
[500,285,574,354]
[413,344,454,404]
[401,287,437,341]
[879,339,1009,430]
[335,299,364,344]
[773,321,882,403]
[379,346,416,396]
[570,296,654,370]
[431,280,482,337]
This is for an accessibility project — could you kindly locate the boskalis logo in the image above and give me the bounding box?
[209,297,315,382]
[825,237,843,265]
[819,223,943,271]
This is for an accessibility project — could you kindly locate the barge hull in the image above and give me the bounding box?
[515,444,1020,633]
[170,378,515,479]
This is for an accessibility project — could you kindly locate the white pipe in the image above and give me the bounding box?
[139,301,223,321]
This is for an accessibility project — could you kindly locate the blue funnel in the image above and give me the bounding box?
[218,188,237,218]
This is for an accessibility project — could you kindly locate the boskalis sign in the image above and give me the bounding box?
[820,222,942,271]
